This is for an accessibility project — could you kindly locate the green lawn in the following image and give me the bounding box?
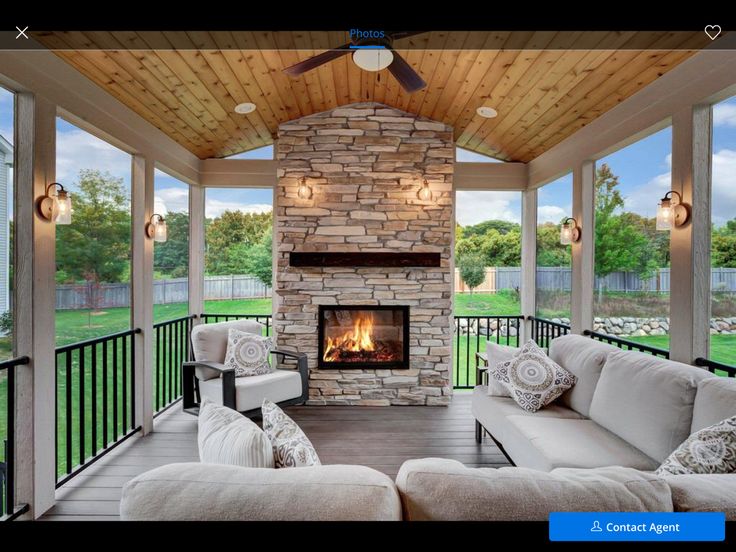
[627,334,736,371]
[454,291,521,316]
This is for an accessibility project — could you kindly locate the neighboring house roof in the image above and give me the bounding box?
[0,134,12,163]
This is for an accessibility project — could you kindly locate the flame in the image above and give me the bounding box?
[324,314,375,362]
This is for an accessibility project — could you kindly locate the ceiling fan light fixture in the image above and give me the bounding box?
[352,48,394,72]
[234,102,257,114]
[476,106,498,119]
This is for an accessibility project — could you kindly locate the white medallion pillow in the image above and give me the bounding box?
[262,398,321,468]
[491,339,577,413]
[197,398,275,468]
[656,416,736,476]
[224,328,273,377]
[486,342,518,397]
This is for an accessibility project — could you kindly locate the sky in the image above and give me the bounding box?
[0,86,734,227]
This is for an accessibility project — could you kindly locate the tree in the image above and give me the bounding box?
[154,211,189,278]
[462,219,519,238]
[56,170,131,284]
[457,253,486,295]
[205,210,272,275]
[536,222,572,267]
[244,225,273,287]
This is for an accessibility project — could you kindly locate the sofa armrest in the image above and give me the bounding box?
[395,458,673,521]
[183,360,234,374]
[271,349,309,403]
[666,474,736,520]
[120,462,401,521]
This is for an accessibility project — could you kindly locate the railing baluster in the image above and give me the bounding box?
[79,346,85,466]
[113,338,118,440]
[102,340,108,448]
[91,344,97,453]
[122,334,128,433]
[65,350,72,475]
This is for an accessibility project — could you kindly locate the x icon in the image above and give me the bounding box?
[16,26,29,39]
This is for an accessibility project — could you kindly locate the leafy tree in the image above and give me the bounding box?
[56,170,131,284]
[536,222,572,266]
[154,211,189,278]
[457,253,486,294]
[480,229,521,267]
[713,233,736,268]
[205,210,272,275]
[244,225,273,287]
[462,219,519,238]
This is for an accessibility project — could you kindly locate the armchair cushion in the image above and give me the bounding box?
[191,319,265,378]
[224,328,273,377]
[198,369,303,412]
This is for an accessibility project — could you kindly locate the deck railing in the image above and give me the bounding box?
[201,313,272,335]
[153,315,195,416]
[582,329,670,358]
[527,316,570,350]
[55,329,141,488]
[0,356,30,521]
[694,357,736,378]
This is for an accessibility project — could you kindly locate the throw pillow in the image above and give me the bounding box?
[491,339,577,413]
[656,416,736,476]
[224,328,273,377]
[486,342,518,396]
[197,398,275,468]
[262,398,321,468]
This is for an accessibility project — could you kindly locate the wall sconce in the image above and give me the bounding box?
[37,182,72,225]
[297,176,313,199]
[417,179,433,201]
[145,214,168,243]
[559,217,581,245]
[656,190,690,231]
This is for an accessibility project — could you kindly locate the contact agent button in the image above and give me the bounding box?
[549,512,725,541]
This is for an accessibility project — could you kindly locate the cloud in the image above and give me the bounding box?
[456,191,520,226]
[712,148,736,226]
[0,127,12,146]
[537,205,567,224]
[56,126,132,187]
[154,187,189,214]
[713,102,736,127]
[205,199,272,219]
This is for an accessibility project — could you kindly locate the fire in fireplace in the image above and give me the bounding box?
[318,305,410,370]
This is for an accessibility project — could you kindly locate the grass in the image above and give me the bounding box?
[454,290,521,316]
[627,334,736,369]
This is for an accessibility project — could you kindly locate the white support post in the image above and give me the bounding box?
[131,155,154,434]
[669,106,712,364]
[13,93,57,518]
[520,188,537,341]
[571,161,595,334]
[189,185,205,322]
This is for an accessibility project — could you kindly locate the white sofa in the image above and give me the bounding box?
[471,334,734,472]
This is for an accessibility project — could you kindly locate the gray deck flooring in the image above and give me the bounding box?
[41,392,508,521]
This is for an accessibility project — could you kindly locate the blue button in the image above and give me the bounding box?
[549,512,725,541]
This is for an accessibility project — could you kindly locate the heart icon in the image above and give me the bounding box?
[705,25,722,40]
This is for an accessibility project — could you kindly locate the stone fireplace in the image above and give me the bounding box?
[274,102,453,406]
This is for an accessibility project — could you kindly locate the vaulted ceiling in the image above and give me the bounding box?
[33,30,708,162]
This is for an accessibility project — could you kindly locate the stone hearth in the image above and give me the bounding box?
[274,102,453,406]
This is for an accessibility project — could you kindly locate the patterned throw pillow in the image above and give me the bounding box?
[262,398,321,468]
[656,416,736,476]
[224,328,273,377]
[491,339,577,413]
[486,342,518,397]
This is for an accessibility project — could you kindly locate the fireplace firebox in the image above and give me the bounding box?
[318,305,410,370]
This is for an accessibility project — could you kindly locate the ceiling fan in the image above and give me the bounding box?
[282,31,427,93]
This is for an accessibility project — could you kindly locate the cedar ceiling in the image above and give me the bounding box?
[33,31,709,162]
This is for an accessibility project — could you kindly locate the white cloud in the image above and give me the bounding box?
[712,148,736,227]
[205,199,272,219]
[456,191,520,226]
[537,205,567,224]
[56,127,131,187]
[713,103,736,127]
[154,187,189,214]
[623,153,672,217]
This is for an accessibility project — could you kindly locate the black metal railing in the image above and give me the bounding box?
[55,328,141,488]
[583,329,670,358]
[528,316,570,350]
[0,356,30,521]
[154,316,195,416]
[201,313,272,336]
[453,316,523,389]
[695,357,736,378]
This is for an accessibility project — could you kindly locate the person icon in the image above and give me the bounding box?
[591,520,603,532]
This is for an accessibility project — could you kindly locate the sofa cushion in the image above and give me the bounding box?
[691,376,736,433]
[656,416,736,476]
[549,334,619,416]
[191,319,265,373]
[199,369,302,412]
[395,458,672,521]
[471,386,583,444]
[666,474,736,520]
[502,416,659,471]
[588,349,712,463]
[262,398,320,468]
[120,462,401,521]
[197,398,274,468]
[485,341,517,396]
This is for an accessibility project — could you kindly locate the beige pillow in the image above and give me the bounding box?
[224,328,273,377]
[197,398,275,468]
[491,340,577,413]
[486,342,517,396]
[656,416,736,476]
[262,398,321,468]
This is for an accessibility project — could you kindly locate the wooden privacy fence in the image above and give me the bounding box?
[56,275,272,310]
[455,267,736,293]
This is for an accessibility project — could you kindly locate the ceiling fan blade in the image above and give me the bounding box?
[387,51,426,93]
[283,44,352,77]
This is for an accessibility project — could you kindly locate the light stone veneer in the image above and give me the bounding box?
[275,102,453,406]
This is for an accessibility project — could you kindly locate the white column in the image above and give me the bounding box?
[669,106,712,364]
[13,93,56,518]
[131,155,154,434]
[189,185,205,321]
[520,188,537,341]
[571,161,595,334]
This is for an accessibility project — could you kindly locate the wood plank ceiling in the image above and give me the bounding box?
[32,31,709,162]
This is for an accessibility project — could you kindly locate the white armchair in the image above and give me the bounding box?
[182,319,308,418]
